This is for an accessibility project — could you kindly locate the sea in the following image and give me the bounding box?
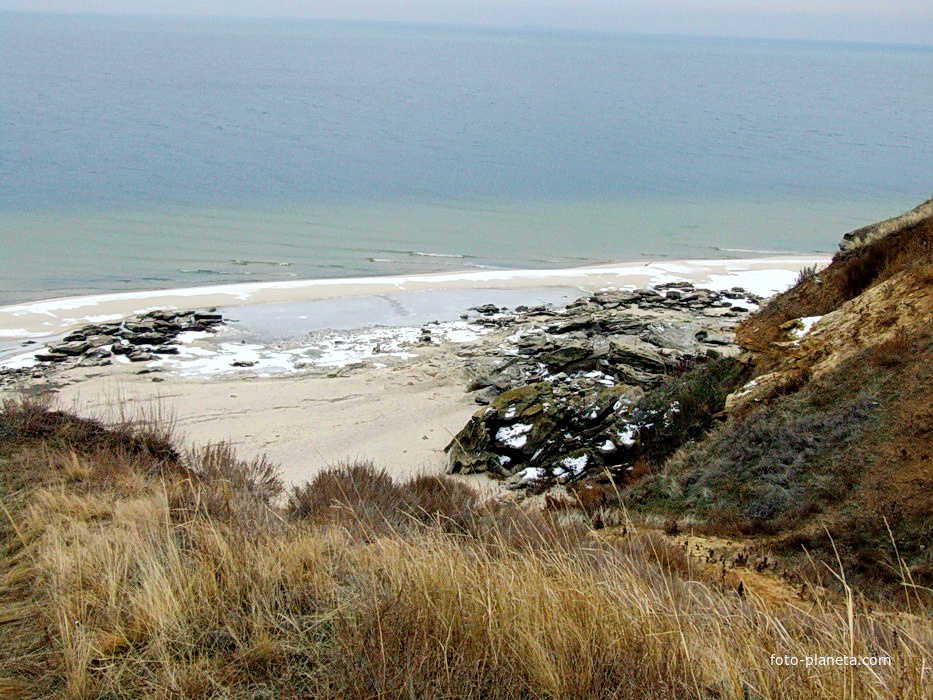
[1,13,931,306]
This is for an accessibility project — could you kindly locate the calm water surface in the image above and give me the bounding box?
[1,14,930,304]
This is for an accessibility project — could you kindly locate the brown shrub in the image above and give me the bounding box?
[286,461,405,529]
[1,393,182,474]
[287,463,486,537]
[401,472,479,526]
[168,443,284,531]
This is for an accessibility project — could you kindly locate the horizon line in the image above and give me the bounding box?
[2,9,931,51]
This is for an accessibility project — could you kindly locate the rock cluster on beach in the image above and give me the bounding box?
[0,309,224,386]
[446,282,761,488]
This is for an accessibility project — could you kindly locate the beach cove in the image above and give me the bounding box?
[0,255,828,485]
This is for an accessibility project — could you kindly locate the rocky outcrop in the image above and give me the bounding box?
[1,309,225,385]
[461,283,756,400]
[447,379,645,485]
[446,282,759,487]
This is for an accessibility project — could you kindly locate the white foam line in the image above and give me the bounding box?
[0,328,48,338]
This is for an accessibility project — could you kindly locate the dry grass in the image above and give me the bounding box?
[1,396,930,698]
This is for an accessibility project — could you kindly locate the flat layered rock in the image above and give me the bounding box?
[24,308,226,371]
[447,281,757,487]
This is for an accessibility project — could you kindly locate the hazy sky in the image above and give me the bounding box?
[0,0,930,45]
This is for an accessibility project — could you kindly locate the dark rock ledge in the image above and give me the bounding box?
[445,282,760,490]
[1,309,224,387]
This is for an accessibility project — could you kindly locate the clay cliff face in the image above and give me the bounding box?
[631,200,932,601]
[729,202,932,410]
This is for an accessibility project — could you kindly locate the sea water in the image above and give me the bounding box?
[1,13,930,305]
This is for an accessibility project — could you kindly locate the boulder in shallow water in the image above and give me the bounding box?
[84,334,116,348]
[123,332,171,346]
[34,351,69,363]
[127,350,154,362]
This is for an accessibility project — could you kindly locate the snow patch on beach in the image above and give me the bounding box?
[83,314,125,324]
[150,320,490,377]
[0,349,41,370]
[701,267,798,297]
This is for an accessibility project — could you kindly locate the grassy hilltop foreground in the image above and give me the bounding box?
[1,202,931,698]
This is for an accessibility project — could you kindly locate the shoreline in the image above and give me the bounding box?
[0,255,829,341]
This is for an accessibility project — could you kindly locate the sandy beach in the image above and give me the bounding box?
[51,342,481,487]
[1,255,829,486]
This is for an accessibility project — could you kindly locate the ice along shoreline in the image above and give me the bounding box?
[0,256,829,342]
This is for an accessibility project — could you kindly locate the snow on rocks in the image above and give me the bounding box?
[561,454,589,475]
[793,316,823,339]
[495,423,532,449]
[447,280,758,489]
[506,467,546,488]
[616,425,638,447]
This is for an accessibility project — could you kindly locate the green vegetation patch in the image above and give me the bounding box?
[626,356,752,468]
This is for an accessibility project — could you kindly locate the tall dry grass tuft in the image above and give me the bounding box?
[287,462,480,536]
[1,395,930,698]
[168,442,285,532]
